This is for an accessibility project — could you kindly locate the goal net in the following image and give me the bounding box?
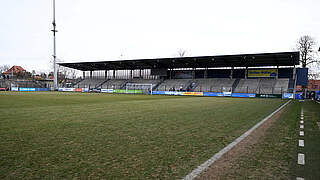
[125,83,153,95]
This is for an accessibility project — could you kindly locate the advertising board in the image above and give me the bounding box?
[257,94,282,98]
[182,92,203,96]
[282,93,294,99]
[231,93,256,98]
[19,88,36,92]
[101,89,113,93]
[248,69,277,78]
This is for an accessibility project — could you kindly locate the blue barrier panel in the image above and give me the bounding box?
[296,92,303,100]
[36,88,49,91]
[316,90,319,101]
[151,91,166,95]
[231,93,256,98]
[203,92,224,97]
[282,93,294,99]
[11,87,19,91]
[152,91,184,95]
[19,88,36,92]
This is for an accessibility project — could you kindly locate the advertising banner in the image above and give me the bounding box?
[231,93,256,98]
[36,88,49,91]
[113,89,143,94]
[203,92,224,97]
[150,91,166,95]
[74,88,82,92]
[164,91,183,96]
[11,87,19,91]
[58,88,75,92]
[282,93,294,99]
[19,88,36,92]
[257,94,282,98]
[82,88,89,92]
[182,92,203,96]
[223,92,232,97]
[101,89,113,93]
[248,69,278,78]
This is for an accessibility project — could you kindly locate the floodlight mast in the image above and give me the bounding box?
[51,0,58,90]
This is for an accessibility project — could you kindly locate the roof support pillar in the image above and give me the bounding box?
[130,70,133,79]
[245,67,248,79]
[293,65,297,99]
[83,71,85,79]
[230,67,234,79]
[139,69,142,79]
[113,70,116,79]
[204,68,208,79]
[90,71,93,79]
[192,68,195,79]
[105,70,108,79]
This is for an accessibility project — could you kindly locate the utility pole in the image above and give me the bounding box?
[51,0,58,90]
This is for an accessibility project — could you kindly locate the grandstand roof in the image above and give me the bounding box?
[59,52,300,71]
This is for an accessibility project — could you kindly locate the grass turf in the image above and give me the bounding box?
[215,100,299,179]
[0,92,286,179]
[203,100,320,179]
[292,101,320,179]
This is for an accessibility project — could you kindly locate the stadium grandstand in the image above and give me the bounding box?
[59,51,308,96]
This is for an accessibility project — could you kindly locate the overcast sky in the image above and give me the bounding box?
[0,0,319,73]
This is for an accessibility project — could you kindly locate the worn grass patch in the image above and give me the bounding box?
[199,101,299,179]
[0,92,285,179]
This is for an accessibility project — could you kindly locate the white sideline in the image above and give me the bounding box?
[182,100,291,180]
[299,140,304,147]
[299,131,304,136]
[298,153,305,165]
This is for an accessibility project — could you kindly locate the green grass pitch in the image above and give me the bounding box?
[0,92,287,179]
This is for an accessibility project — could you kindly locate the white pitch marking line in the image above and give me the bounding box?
[300,125,304,129]
[298,153,305,165]
[299,140,304,147]
[299,131,304,136]
[182,101,291,180]
[300,120,304,124]
[296,177,305,180]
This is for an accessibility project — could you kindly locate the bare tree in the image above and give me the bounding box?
[296,35,318,68]
[0,64,10,74]
[177,49,188,57]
